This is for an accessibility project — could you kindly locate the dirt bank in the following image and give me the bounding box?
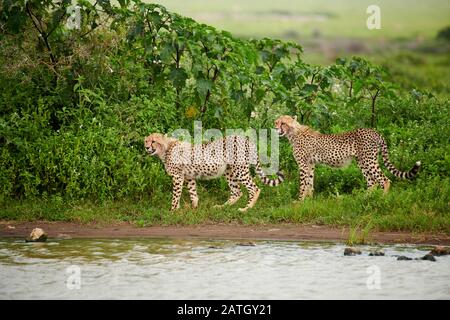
[1,221,449,245]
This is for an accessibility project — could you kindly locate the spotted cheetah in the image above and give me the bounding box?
[274,115,421,199]
[144,133,284,211]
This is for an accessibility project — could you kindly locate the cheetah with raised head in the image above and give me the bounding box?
[144,133,284,211]
[274,115,421,200]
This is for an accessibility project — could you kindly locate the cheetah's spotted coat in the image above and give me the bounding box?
[145,133,284,211]
[274,115,420,200]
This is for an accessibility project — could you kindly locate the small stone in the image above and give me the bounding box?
[369,250,385,256]
[430,246,450,256]
[397,256,413,261]
[344,247,362,256]
[421,253,436,262]
[7,225,16,229]
[26,228,47,242]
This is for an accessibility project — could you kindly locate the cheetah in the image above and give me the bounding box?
[144,133,284,211]
[274,115,421,200]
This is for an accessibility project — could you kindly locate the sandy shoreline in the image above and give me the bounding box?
[1,221,449,245]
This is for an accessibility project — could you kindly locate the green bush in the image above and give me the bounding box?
[0,0,449,211]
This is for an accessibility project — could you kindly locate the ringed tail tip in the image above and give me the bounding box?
[261,171,285,186]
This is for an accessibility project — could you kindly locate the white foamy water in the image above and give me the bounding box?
[0,239,449,299]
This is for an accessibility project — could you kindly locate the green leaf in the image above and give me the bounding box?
[231,90,244,102]
[149,11,162,25]
[255,88,266,103]
[196,78,213,97]
[353,80,364,96]
[117,0,129,8]
[169,68,188,89]
[98,0,114,14]
[191,63,204,78]
[255,66,265,75]
[3,4,28,34]
[319,77,331,90]
[160,44,175,63]
[281,73,295,89]
[301,84,318,95]
[260,50,271,63]
[336,57,347,66]
[127,21,144,41]
[274,46,288,59]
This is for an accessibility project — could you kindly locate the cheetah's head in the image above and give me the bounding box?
[144,133,175,159]
[274,115,301,137]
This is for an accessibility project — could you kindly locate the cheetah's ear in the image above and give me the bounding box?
[293,115,297,121]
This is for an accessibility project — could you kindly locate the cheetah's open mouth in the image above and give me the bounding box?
[146,147,157,156]
[276,128,286,137]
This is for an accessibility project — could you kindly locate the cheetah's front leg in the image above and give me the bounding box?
[238,168,260,212]
[186,179,199,209]
[170,175,184,211]
[298,160,314,200]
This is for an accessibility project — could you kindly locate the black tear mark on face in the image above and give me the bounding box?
[277,123,289,136]
[145,139,158,155]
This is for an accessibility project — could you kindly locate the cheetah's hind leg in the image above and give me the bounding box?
[237,166,260,212]
[213,167,242,208]
[238,188,260,212]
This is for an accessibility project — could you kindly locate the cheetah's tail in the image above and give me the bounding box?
[254,161,285,186]
[377,134,421,179]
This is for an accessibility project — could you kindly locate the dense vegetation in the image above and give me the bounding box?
[0,0,449,232]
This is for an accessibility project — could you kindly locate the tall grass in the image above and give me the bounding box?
[1,177,448,232]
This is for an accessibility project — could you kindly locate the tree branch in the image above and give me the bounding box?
[25,3,57,67]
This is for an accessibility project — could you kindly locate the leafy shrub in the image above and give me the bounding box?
[0,0,448,204]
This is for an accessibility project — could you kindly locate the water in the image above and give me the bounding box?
[0,238,449,299]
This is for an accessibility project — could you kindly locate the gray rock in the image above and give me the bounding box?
[369,250,385,256]
[420,253,436,262]
[397,256,413,261]
[344,247,361,256]
[26,228,47,242]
